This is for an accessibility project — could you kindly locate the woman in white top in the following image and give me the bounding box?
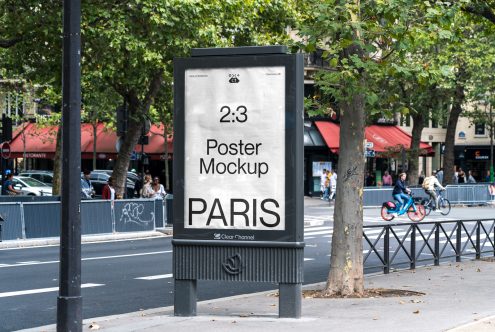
[141,175,153,198]
[150,176,166,199]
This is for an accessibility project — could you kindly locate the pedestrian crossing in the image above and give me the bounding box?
[304,214,457,225]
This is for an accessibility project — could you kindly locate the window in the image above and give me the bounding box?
[475,123,485,136]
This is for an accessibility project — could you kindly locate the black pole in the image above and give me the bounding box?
[57,0,82,331]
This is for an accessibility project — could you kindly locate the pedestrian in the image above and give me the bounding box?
[81,169,95,199]
[467,170,476,183]
[102,176,115,200]
[141,175,153,198]
[436,168,444,185]
[134,172,143,198]
[418,171,425,186]
[458,168,465,183]
[320,168,327,198]
[382,170,393,186]
[329,170,337,201]
[2,171,21,196]
[485,170,491,183]
[150,176,166,199]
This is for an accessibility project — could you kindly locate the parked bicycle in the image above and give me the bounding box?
[422,189,451,216]
[381,193,426,222]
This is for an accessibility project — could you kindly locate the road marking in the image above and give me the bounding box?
[305,236,316,239]
[0,250,173,268]
[82,251,172,261]
[0,283,104,298]
[135,274,173,280]
[304,226,332,232]
[304,258,314,261]
[305,230,333,236]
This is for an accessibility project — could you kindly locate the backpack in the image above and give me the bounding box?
[422,176,431,190]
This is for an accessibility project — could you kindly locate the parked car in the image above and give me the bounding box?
[19,170,54,186]
[86,172,134,198]
[12,176,53,196]
[93,169,139,184]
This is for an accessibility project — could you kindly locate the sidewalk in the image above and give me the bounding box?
[21,259,495,332]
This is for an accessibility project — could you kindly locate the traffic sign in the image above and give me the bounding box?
[365,149,375,158]
[1,142,11,159]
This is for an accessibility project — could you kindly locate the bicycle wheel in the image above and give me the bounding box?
[381,206,394,221]
[439,198,451,215]
[423,199,432,216]
[407,204,425,222]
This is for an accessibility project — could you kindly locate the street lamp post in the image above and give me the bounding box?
[57,0,82,331]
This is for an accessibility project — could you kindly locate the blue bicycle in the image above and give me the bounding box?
[381,193,426,222]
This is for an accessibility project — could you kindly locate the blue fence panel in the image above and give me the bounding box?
[81,200,113,234]
[0,203,23,240]
[154,198,164,228]
[23,202,60,238]
[113,199,156,232]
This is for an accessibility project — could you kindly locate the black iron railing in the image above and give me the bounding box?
[363,219,495,274]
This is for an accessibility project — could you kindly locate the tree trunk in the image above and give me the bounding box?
[323,90,365,296]
[111,71,163,197]
[52,127,62,195]
[112,113,142,198]
[408,113,425,185]
[92,121,97,170]
[443,70,466,185]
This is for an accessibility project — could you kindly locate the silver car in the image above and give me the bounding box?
[12,176,53,196]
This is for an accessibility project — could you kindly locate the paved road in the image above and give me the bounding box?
[1,203,493,331]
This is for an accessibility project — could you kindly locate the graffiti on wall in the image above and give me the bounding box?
[119,202,155,227]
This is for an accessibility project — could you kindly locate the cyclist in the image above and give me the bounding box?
[392,172,411,216]
[422,171,446,212]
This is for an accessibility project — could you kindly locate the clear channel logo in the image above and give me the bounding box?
[213,233,255,240]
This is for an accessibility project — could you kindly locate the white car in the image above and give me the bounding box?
[12,176,53,196]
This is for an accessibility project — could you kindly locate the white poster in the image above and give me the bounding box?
[184,67,285,230]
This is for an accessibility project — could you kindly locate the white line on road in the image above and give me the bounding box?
[135,274,173,280]
[0,283,104,298]
[304,258,314,261]
[0,250,173,268]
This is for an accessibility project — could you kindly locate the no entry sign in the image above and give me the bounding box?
[1,142,11,159]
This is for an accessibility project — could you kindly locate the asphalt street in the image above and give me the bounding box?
[0,203,493,331]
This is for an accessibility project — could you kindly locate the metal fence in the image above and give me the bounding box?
[363,219,495,274]
[0,198,163,241]
[363,184,493,207]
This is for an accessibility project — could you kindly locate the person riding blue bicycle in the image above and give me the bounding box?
[392,172,411,217]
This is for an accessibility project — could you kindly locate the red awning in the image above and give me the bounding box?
[366,125,433,156]
[9,122,173,159]
[314,121,433,156]
[314,121,340,153]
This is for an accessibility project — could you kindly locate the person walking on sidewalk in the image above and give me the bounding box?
[102,176,116,201]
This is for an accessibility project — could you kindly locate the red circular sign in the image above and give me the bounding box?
[1,142,11,159]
